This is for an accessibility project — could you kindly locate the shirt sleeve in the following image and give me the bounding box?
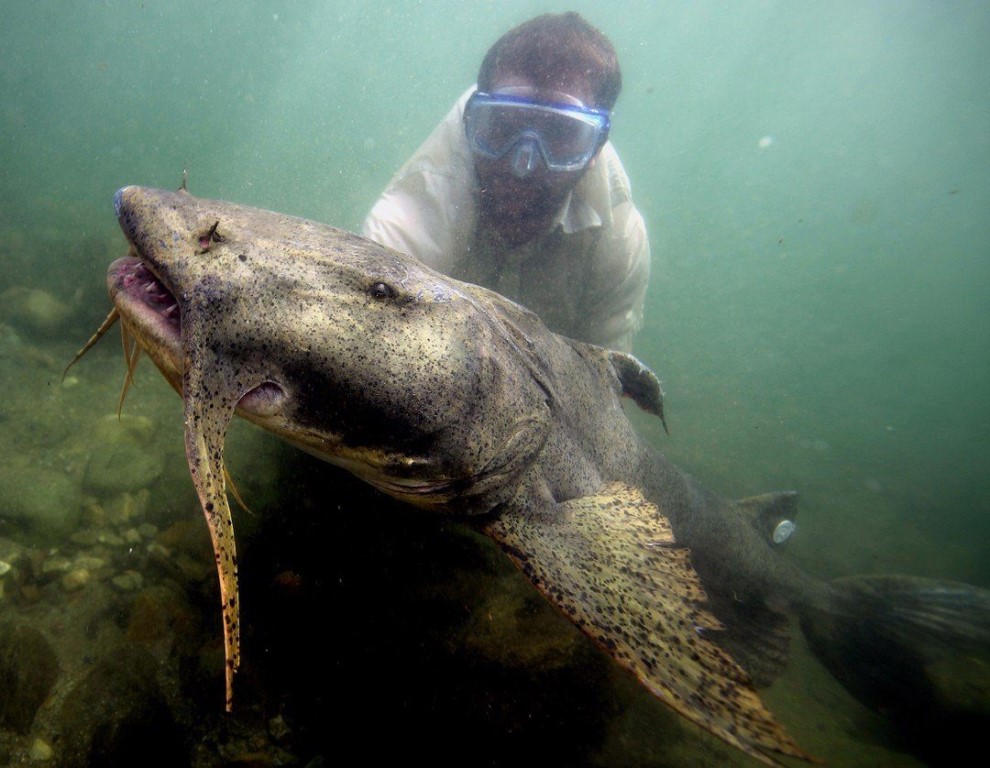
[587,203,650,353]
[576,146,651,354]
[361,89,477,273]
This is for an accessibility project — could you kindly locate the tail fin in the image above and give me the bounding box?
[801,575,990,758]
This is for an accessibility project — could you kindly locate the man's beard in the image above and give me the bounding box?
[477,176,564,232]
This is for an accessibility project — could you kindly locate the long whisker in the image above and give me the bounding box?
[224,466,256,517]
[62,307,120,380]
[117,322,143,417]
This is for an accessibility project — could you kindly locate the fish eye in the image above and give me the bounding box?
[370,281,398,301]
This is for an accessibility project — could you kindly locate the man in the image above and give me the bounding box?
[362,12,650,352]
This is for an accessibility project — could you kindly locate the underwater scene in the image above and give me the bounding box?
[1,1,987,766]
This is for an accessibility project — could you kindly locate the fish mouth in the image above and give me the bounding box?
[364,473,460,506]
[108,253,179,329]
[107,252,184,379]
[289,442,473,511]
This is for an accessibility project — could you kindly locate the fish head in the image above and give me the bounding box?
[109,185,552,514]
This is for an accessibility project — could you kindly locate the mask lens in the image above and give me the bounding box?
[469,101,528,154]
[465,92,609,172]
[532,110,604,166]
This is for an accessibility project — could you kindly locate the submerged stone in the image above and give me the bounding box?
[0,621,60,734]
[83,416,163,495]
[29,738,53,761]
[0,465,82,543]
[0,287,73,338]
[55,641,189,768]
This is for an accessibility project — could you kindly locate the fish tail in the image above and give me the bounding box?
[800,574,990,757]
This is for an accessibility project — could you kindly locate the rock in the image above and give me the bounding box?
[83,446,162,495]
[268,714,291,742]
[461,576,588,670]
[92,530,126,548]
[0,536,25,566]
[125,584,201,662]
[0,287,73,338]
[29,738,53,761]
[156,519,214,583]
[0,465,82,544]
[41,556,72,576]
[111,570,144,592]
[89,414,157,446]
[0,538,21,598]
[83,417,164,496]
[106,489,151,527]
[73,556,108,571]
[55,642,189,768]
[62,569,91,591]
[0,622,60,734]
[69,528,103,547]
[0,322,23,352]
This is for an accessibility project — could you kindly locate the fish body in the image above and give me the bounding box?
[100,186,990,766]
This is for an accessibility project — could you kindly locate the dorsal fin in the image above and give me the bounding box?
[607,350,668,433]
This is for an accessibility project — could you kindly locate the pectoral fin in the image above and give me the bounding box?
[182,345,243,713]
[483,482,813,766]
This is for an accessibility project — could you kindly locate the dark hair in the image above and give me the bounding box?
[477,12,622,111]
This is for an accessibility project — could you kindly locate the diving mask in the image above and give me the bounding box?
[463,88,611,176]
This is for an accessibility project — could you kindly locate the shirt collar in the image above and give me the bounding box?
[554,187,603,234]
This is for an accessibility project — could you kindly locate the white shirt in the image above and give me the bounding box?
[362,87,650,352]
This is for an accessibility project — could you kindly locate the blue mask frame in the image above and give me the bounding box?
[464,90,611,175]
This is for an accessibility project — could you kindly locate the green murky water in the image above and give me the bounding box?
[1,2,987,766]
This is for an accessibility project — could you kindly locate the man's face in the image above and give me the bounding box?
[472,74,597,242]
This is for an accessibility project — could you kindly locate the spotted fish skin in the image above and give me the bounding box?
[106,186,819,764]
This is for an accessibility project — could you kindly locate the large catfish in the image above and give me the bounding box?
[76,186,989,766]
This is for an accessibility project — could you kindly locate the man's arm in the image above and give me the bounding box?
[582,199,651,353]
[361,89,478,271]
